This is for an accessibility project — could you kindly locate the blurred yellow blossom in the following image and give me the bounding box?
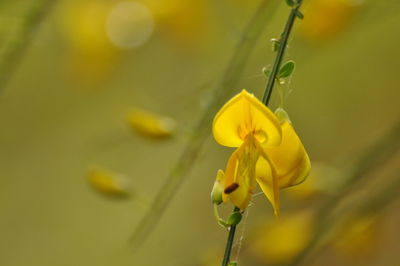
[57,0,155,82]
[87,167,132,198]
[212,90,310,215]
[250,211,314,264]
[300,0,364,42]
[106,1,154,49]
[128,108,176,138]
[331,214,381,257]
[57,0,118,81]
[143,0,209,46]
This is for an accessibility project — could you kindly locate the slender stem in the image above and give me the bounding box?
[221,207,240,266]
[0,0,56,95]
[262,1,303,105]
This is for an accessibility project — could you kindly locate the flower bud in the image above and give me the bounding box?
[274,107,291,124]
[211,170,225,205]
[227,211,242,226]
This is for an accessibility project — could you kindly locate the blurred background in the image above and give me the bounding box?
[0,0,399,265]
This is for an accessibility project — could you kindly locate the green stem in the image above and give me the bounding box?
[262,1,303,105]
[220,3,304,265]
[0,0,56,95]
[221,206,240,266]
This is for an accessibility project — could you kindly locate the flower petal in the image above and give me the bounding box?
[255,121,310,215]
[264,121,311,188]
[213,90,282,147]
[255,155,280,216]
[223,139,258,210]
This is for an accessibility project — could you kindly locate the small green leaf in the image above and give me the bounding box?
[285,0,295,7]
[227,211,242,226]
[278,60,296,79]
[228,262,238,266]
[294,10,304,19]
[271,38,280,52]
[275,108,292,124]
[262,66,271,78]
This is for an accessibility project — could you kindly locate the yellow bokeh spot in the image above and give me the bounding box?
[143,0,209,46]
[87,168,131,198]
[300,0,364,42]
[128,108,176,138]
[250,211,314,264]
[106,1,155,49]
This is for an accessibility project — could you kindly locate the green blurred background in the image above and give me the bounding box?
[0,0,399,265]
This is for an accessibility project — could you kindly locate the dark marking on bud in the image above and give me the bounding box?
[224,183,239,194]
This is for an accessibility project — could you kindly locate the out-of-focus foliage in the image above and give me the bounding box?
[0,0,399,265]
[331,214,381,257]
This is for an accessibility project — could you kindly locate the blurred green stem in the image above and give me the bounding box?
[262,0,303,105]
[288,118,400,266]
[129,0,280,250]
[0,0,56,95]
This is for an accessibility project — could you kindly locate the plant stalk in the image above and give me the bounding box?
[221,2,304,265]
[221,206,240,266]
[262,1,303,105]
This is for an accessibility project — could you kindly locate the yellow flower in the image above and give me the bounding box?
[213,90,310,215]
[128,108,176,138]
[300,0,364,42]
[57,0,155,83]
[250,211,314,264]
[143,0,209,46]
[87,167,132,198]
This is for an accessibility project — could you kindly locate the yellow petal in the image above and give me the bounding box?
[128,108,176,138]
[265,121,311,188]
[223,138,258,210]
[87,168,131,198]
[213,89,282,148]
[255,155,280,216]
[255,120,311,215]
